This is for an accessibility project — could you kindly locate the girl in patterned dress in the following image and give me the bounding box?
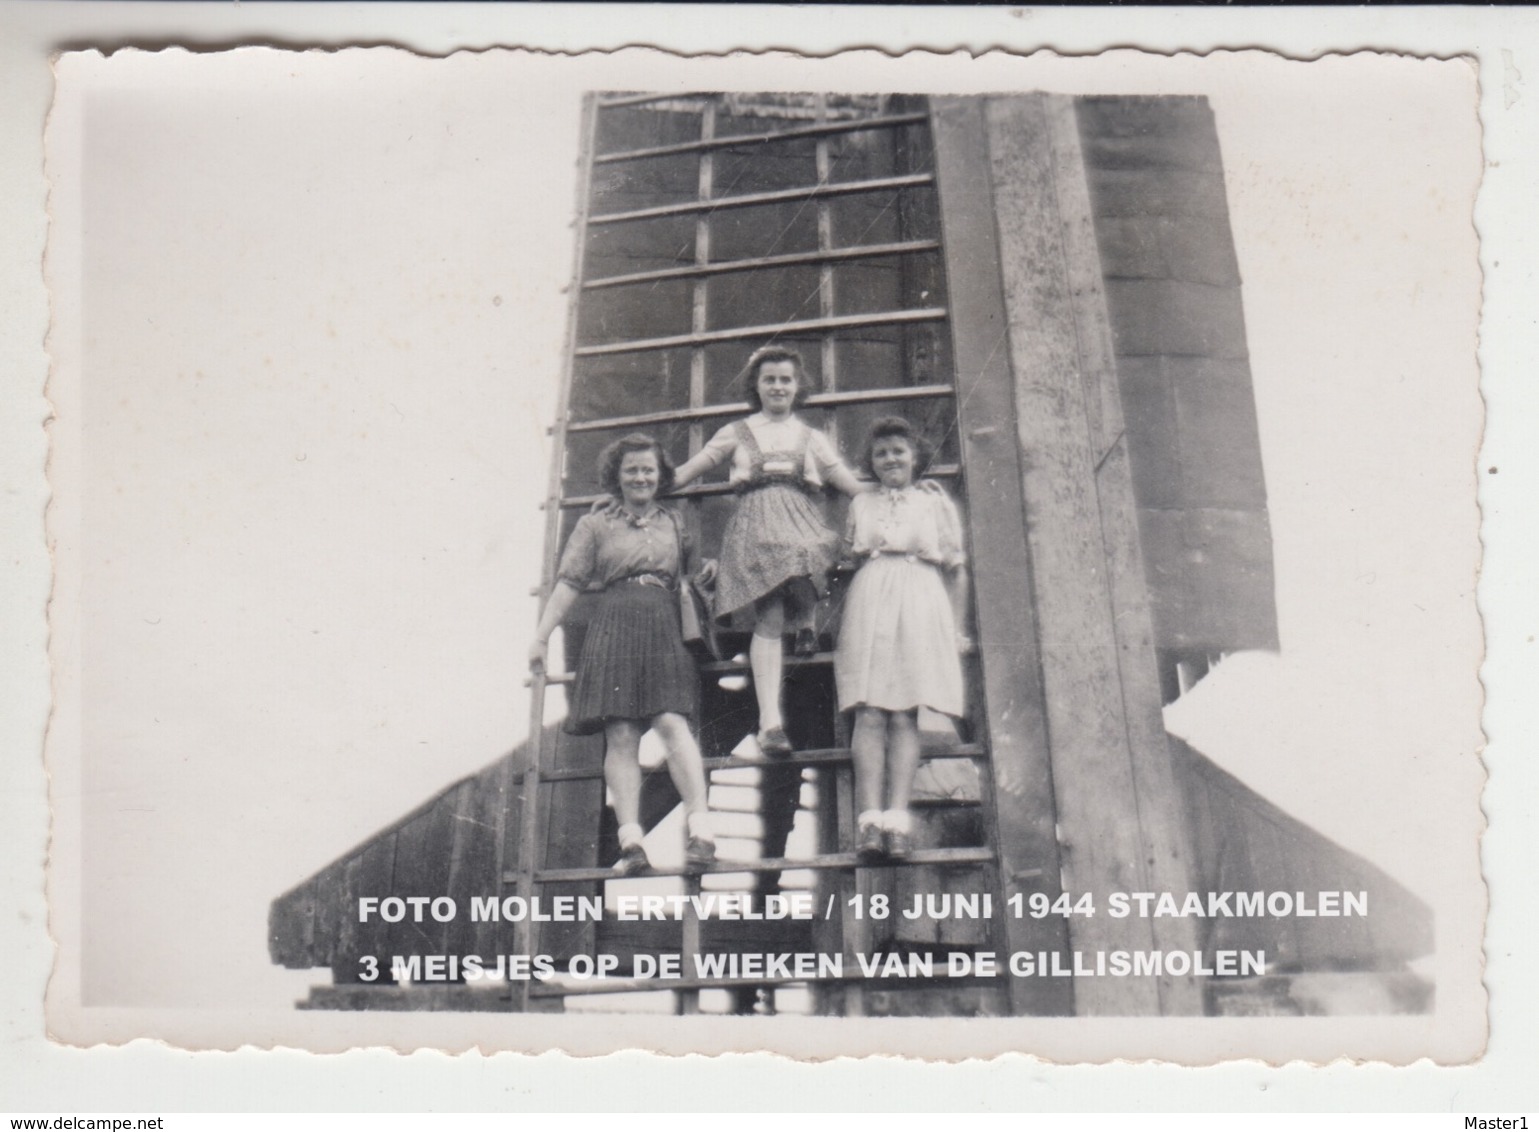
[835,417,970,860]
[672,346,867,755]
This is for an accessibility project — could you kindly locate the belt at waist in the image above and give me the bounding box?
[608,572,676,591]
[867,549,942,566]
[737,475,814,495]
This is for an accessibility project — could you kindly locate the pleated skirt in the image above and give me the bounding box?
[714,483,839,624]
[834,556,964,717]
[565,583,698,736]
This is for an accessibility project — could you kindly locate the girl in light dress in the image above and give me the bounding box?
[834,416,970,860]
[671,346,868,756]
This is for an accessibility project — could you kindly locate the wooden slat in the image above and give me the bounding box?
[521,845,998,885]
[557,461,960,509]
[589,174,933,227]
[930,96,1074,1017]
[575,306,948,358]
[383,788,459,959]
[267,879,317,968]
[593,113,930,165]
[329,856,363,977]
[538,730,607,959]
[815,105,841,455]
[583,240,942,291]
[687,100,715,478]
[567,384,955,435]
[500,93,602,1013]
[348,837,398,976]
[596,92,695,110]
[595,914,812,956]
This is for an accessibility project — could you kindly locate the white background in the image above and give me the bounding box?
[5,2,1537,1112]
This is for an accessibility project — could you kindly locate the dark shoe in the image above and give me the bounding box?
[856,824,886,862]
[757,727,793,756]
[885,830,913,860]
[792,627,818,657]
[685,835,717,872]
[614,844,651,876]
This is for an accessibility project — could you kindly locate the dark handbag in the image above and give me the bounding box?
[680,574,720,659]
[663,505,719,658]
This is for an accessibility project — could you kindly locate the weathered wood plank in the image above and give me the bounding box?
[268,879,317,968]
[441,777,491,961]
[465,763,509,960]
[930,95,1073,1017]
[346,837,397,979]
[984,94,1181,1016]
[1046,95,1205,1014]
[382,793,457,960]
[539,728,606,959]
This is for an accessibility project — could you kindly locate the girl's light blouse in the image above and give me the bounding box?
[843,483,966,569]
[694,414,849,487]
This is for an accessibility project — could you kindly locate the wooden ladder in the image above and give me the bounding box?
[489,91,1041,1016]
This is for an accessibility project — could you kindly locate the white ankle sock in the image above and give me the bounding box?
[686,812,715,841]
[618,822,644,848]
[857,810,884,832]
[883,809,913,834]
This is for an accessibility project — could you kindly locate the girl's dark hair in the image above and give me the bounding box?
[861,416,936,479]
[597,432,676,497]
[740,345,813,412]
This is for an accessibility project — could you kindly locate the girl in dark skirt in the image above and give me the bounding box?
[671,346,868,756]
[529,434,715,875]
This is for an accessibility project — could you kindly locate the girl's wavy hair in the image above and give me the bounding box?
[861,416,937,480]
[740,345,815,412]
[597,432,676,497]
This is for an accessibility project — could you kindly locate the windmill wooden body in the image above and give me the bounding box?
[270,92,1432,1018]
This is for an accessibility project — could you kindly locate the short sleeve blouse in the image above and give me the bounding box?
[695,414,849,488]
[555,505,688,589]
[843,483,966,569]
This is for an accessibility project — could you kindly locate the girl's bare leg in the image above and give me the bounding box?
[603,720,644,844]
[651,712,711,820]
[851,707,888,817]
[750,595,786,734]
[885,709,922,814]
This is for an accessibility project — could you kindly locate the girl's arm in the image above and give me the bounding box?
[947,565,973,653]
[834,494,861,573]
[672,450,713,489]
[673,423,736,489]
[528,582,580,672]
[826,461,873,498]
[808,427,872,497]
[930,485,972,649]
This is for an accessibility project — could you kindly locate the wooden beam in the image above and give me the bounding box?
[582,240,941,291]
[574,307,948,358]
[566,383,954,435]
[929,96,1074,1017]
[982,94,1201,1015]
[588,173,933,226]
[1046,95,1206,1014]
[521,846,998,885]
[557,462,961,509]
[593,113,929,164]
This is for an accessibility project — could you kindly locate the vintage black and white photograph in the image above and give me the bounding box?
[39,45,1485,1063]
